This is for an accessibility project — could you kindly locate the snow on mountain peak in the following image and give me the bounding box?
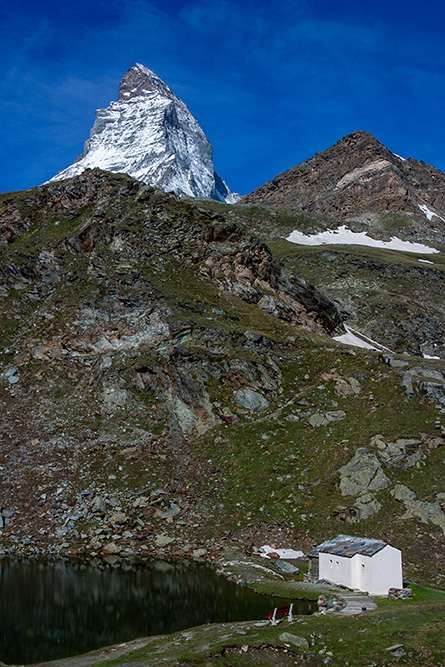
[48,64,239,203]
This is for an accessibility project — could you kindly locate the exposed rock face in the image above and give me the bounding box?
[338,448,389,496]
[49,64,239,203]
[334,431,444,526]
[392,485,445,534]
[0,169,342,438]
[242,130,445,230]
[370,434,430,470]
[232,388,269,411]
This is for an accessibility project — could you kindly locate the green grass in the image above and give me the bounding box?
[93,589,445,666]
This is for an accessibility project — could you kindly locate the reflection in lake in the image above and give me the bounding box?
[0,558,313,663]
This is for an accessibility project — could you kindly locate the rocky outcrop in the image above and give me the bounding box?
[338,448,389,496]
[370,433,443,470]
[392,485,445,534]
[48,64,239,203]
[399,366,445,400]
[199,239,342,334]
[334,431,444,526]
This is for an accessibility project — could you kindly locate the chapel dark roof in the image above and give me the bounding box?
[307,534,389,559]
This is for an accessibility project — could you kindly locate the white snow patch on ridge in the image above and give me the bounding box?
[418,204,445,223]
[333,325,391,352]
[286,225,439,254]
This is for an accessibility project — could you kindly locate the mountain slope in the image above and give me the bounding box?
[0,171,444,588]
[242,131,445,243]
[200,194,445,359]
[49,64,239,203]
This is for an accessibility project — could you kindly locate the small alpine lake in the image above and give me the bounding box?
[0,557,314,664]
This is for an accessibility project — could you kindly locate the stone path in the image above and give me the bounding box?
[339,593,377,615]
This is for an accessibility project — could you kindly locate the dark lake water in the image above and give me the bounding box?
[0,558,314,664]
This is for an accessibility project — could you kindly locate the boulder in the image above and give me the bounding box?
[392,485,445,533]
[258,295,278,315]
[401,372,414,398]
[275,561,300,574]
[91,495,107,514]
[132,496,150,508]
[192,548,207,558]
[103,387,128,410]
[102,542,120,554]
[339,448,389,496]
[155,534,175,547]
[279,633,309,649]
[382,355,409,368]
[232,388,269,412]
[420,381,445,401]
[353,492,381,521]
[161,503,181,519]
[334,376,362,396]
[308,410,346,428]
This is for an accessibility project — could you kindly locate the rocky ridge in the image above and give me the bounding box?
[49,64,239,203]
[241,130,445,245]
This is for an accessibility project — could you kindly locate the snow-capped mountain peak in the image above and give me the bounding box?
[48,64,239,203]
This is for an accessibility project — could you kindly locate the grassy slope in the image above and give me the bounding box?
[92,586,445,666]
[1,180,445,666]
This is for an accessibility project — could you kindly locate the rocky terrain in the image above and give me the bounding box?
[197,200,445,363]
[242,130,445,246]
[0,169,342,559]
[0,167,444,597]
[48,64,239,203]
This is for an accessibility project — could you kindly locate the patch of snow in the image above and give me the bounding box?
[392,152,406,161]
[333,325,391,352]
[259,545,304,559]
[423,354,440,360]
[286,225,439,254]
[418,259,434,264]
[418,204,445,223]
[225,191,242,204]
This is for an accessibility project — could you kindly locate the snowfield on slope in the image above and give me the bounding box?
[333,325,391,352]
[286,225,439,254]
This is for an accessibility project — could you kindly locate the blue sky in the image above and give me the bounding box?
[1,0,444,195]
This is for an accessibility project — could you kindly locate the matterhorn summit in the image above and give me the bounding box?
[49,64,239,202]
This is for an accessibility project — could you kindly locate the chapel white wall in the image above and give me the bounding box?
[368,545,402,595]
[319,552,352,587]
[319,545,402,596]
